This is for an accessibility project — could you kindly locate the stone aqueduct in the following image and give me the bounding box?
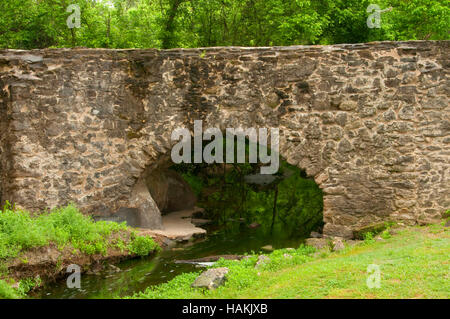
[0,41,448,238]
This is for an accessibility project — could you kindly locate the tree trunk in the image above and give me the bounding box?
[162,0,184,49]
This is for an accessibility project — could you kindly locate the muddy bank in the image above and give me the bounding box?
[3,231,160,289]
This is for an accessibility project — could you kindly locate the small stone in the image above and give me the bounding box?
[283,254,292,259]
[339,100,357,111]
[255,255,270,268]
[332,238,345,251]
[261,245,274,252]
[191,267,229,290]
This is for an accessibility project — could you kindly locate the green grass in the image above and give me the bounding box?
[0,203,160,299]
[127,223,449,299]
[0,202,133,258]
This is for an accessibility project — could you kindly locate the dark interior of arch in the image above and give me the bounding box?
[147,137,324,239]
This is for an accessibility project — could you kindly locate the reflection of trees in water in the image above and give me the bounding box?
[171,160,323,239]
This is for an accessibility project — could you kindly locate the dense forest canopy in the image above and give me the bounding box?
[0,0,448,50]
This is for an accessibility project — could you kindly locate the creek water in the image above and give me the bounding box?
[32,223,306,299]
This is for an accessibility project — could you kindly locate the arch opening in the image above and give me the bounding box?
[142,136,324,247]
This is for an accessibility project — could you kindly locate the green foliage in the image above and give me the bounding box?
[176,157,323,238]
[363,231,375,244]
[0,279,22,299]
[127,234,160,257]
[1,0,448,50]
[128,243,316,298]
[125,224,449,299]
[444,210,450,219]
[380,229,392,240]
[17,277,42,295]
[127,271,200,299]
[0,276,42,299]
[0,203,157,260]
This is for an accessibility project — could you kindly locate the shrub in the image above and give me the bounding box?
[0,203,158,260]
[127,235,160,257]
[363,232,375,244]
[0,279,21,299]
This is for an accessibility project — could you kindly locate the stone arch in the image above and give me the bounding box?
[0,41,448,239]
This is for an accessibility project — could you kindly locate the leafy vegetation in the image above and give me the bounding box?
[173,158,323,238]
[126,223,450,299]
[0,202,158,259]
[0,202,132,259]
[127,234,160,257]
[1,0,448,50]
[0,203,160,299]
[0,279,22,299]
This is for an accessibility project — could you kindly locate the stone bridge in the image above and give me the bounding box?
[0,41,448,238]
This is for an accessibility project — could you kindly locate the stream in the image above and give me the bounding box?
[32,223,307,299]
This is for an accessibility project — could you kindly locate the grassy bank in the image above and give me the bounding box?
[0,203,159,299]
[128,222,449,299]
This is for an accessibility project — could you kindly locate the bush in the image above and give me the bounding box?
[0,279,22,299]
[127,235,160,257]
[0,203,158,260]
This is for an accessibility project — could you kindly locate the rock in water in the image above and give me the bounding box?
[261,245,274,252]
[249,222,261,229]
[244,174,277,185]
[191,268,229,290]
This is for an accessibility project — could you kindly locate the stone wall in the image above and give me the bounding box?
[0,41,448,238]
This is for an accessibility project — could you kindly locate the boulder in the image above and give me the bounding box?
[145,168,197,214]
[191,267,229,290]
[165,170,197,212]
[305,238,329,250]
[261,245,274,252]
[129,178,163,229]
[323,223,354,239]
